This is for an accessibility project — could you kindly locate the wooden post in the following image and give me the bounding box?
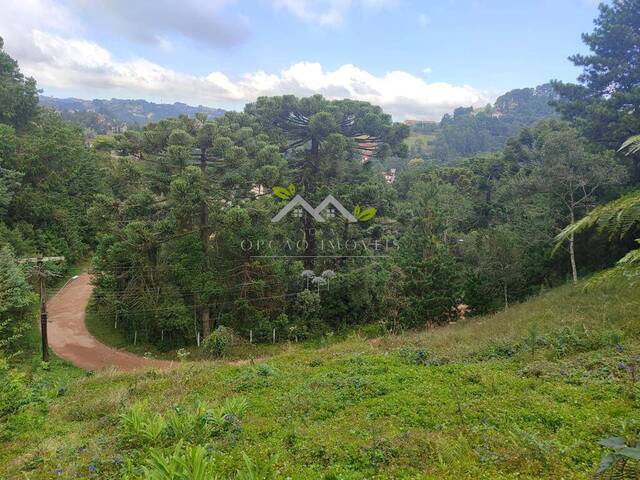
[18,255,65,363]
[272,328,276,344]
[37,256,48,363]
[250,329,253,344]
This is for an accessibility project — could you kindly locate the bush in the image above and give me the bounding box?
[120,398,248,448]
[143,443,218,479]
[0,359,30,418]
[360,321,388,339]
[542,326,622,357]
[202,326,237,358]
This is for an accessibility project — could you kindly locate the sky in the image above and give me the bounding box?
[0,0,603,120]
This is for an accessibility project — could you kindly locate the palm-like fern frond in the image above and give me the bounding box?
[555,190,640,246]
[619,135,640,156]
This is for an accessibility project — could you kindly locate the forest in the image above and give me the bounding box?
[2,40,636,351]
[1,0,640,478]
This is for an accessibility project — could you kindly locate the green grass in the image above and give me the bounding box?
[85,303,299,362]
[3,276,640,479]
[84,305,163,358]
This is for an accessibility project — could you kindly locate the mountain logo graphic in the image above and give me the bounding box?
[270,184,376,223]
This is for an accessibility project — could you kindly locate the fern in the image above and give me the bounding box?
[555,191,640,245]
[619,135,640,156]
[554,136,640,285]
[594,437,640,479]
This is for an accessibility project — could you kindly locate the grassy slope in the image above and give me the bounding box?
[3,277,639,479]
[84,305,287,361]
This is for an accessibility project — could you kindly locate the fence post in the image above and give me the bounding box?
[250,330,253,344]
[272,328,276,344]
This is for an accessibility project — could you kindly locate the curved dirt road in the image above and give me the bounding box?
[48,273,173,372]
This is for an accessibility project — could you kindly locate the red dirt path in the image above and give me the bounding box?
[47,273,174,372]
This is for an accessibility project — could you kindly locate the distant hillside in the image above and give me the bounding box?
[406,83,557,163]
[39,96,225,134]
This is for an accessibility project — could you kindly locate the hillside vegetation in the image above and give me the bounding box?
[1,276,638,479]
[406,84,557,163]
[39,96,225,134]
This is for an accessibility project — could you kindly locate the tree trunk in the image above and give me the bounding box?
[569,207,578,284]
[634,156,640,185]
[569,232,578,284]
[302,138,319,269]
[199,149,211,337]
[503,283,508,311]
[202,307,210,339]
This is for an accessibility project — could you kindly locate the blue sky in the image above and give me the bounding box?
[1,0,602,120]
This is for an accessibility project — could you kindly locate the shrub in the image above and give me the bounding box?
[0,359,30,418]
[143,442,217,480]
[476,340,521,360]
[202,326,236,358]
[120,404,166,447]
[542,326,622,357]
[360,321,388,339]
[119,398,249,448]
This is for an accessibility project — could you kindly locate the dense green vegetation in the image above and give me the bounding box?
[406,84,558,163]
[2,275,639,479]
[1,1,640,478]
[39,96,226,136]
[0,0,638,353]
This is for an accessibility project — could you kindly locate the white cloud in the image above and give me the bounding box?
[0,0,493,120]
[272,0,396,27]
[422,67,432,75]
[70,0,251,48]
[0,0,79,62]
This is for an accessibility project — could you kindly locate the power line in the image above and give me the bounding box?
[89,291,302,317]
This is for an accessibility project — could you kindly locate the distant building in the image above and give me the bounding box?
[109,123,128,135]
[251,184,268,196]
[383,168,396,184]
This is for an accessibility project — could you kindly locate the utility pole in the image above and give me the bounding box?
[37,256,48,362]
[19,255,65,362]
[199,147,211,339]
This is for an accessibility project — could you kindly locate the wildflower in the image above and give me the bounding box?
[88,464,97,473]
[113,456,121,466]
[615,344,624,353]
[618,362,628,370]
[55,469,64,476]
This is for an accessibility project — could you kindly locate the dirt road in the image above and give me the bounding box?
[47,273,173,371]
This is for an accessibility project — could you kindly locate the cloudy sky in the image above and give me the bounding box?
[1,0,601,120]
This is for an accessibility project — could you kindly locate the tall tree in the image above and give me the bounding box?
[0,37,39,129]
[247,95,408,268]
[531,123,626,282]
[553,0,640,181]
[0,246,36,355]
[556,135,640,282]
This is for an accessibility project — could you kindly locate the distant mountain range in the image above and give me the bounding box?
[39,96,225,134]
[404,83,558,163]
